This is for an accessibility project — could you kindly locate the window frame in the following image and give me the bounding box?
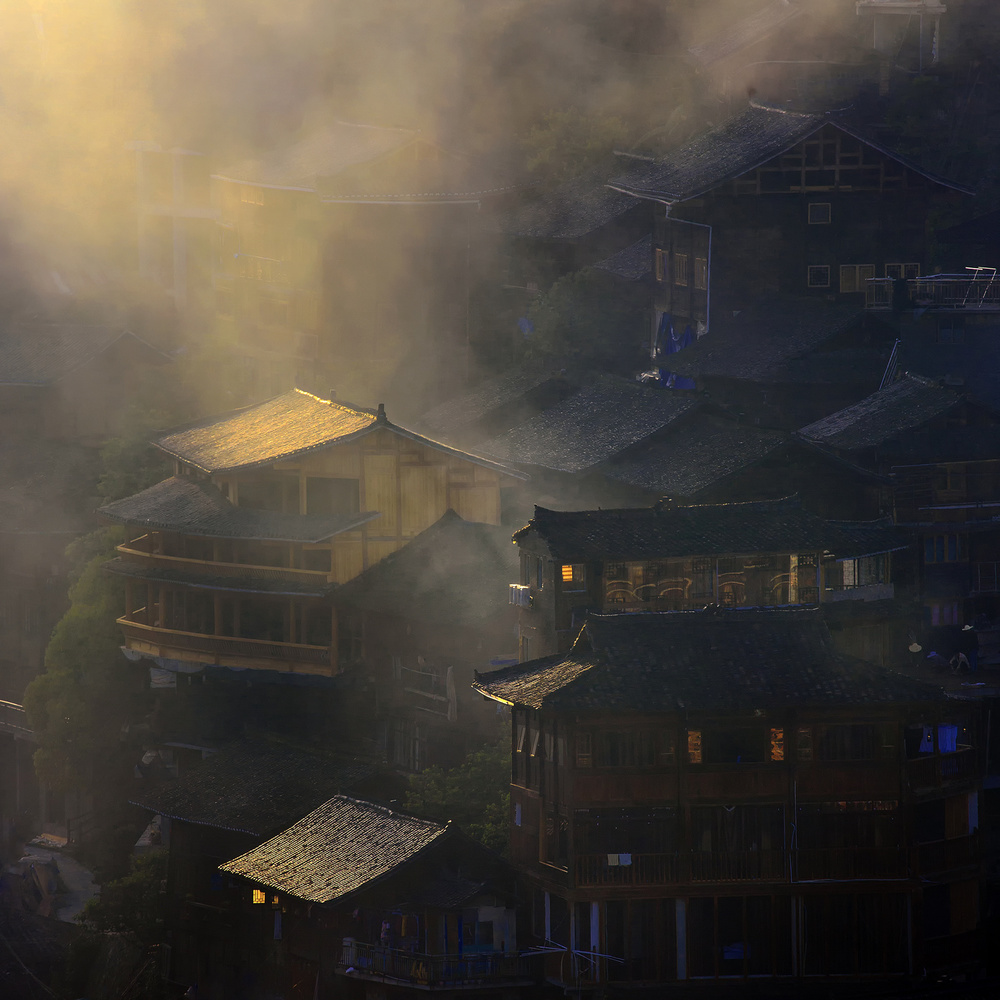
[807,265,830,288]
[807,202,832,224]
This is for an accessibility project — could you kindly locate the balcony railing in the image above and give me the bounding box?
[339,941,536,988]
[906,748,977,790]
[866,274,1000,311]
[689,849,786,882]
[796,847,908,880]
[118,616,331,671]
[575,852,677,887]
[118,542,331,586]
[916,834,979,875]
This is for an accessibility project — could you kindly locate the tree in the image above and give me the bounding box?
[405,726,510,857]
[521,110,629,186]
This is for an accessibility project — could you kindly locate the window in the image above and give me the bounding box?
[560,564,586,591]
[808,202,831,224]
[536,557,544,590]
[839,264,875,293]
[816,724,876,761]
[936,318,965,344]
[885,263,920,280]
[807,265,830,288]
[694,256,708,290]
[687,729,703,764]
[252,889,267,904]
[306,477,359,516]
[654,248,667,283]
[673,253,688,287]
[924,533,965,563]
[575,732,592,768]
[240,185,264,205]
[770,727,785,762]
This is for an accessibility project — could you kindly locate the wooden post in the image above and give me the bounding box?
[233,599,241,637]
[125,581,133,619]
[288,601,296,644]
[330,606,338,674]
[214,596,223,636]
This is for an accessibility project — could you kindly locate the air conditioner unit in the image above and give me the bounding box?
[508,584,532,609]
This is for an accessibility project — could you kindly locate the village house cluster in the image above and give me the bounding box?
[0,1,998,997]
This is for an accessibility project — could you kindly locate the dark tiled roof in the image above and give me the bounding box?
[496,169,641,240]
[154,389,523,478]
[412,358,568,445]
[0,325,166,385]
[219,795,448,903]
[602,418,787,498]
[771,346,894,386]
[98,476,380,542]
[687,0,804,68]
[104,557,328,597]
[664,298,862,382]
[474,608,943,712]
[798,374,959,452]
[478,375,698,473]
[514,496,907,561]
[610,103,970,203]
[593,235,653,281]
[333,510,517,627]
[214,122,416,190]
[129,739,378,837]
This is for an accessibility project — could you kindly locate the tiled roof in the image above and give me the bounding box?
[154,389,524,477]
[129,739,378,837]
[0,325,166,385]
[771,346,895,386]
[478,375,699,473]
[412,358,570,446]
[473,608,943,712]
[155,390,378,473]
[333,510,517,627]
[798,374,960,452]
[219,795,448,903]
[496,168,641,240]
[213,122,416,190]
[602,417,787,498]
[593,234,653,282]
[687,0,804,68]
[514,496,908,561]
[610,103,971,203]
[98,476,380,542]
[663,298,862,382]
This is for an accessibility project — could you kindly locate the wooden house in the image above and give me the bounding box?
[609,101,972,351]
[799,374,1000,641]
[217,795,532,999]
[99,389,524,680]
[510,497,911,665]
[331,510,518,772]
[210,122,510,410]
[129,738,381,996]
[473,607,983,986]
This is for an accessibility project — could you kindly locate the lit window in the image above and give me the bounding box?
[807,265,830,288]
[673,253,688,287]
[808,202,832,224]
[687,729,703,764]
[252,889,266,904]
[655,248,667,283]
[561,564,586,591]
[770,728,785,762]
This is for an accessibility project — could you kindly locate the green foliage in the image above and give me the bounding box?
[521,110,629,185]
[405,727,511,857]
[78,852,167,948]
[527,268,644,369]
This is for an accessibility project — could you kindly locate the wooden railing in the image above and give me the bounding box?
[689,849,785,882]
[118,616,331,668]
[916,834,979,875]
[117,544,331,586]
[574,852,677,887]
[906,748,977,790]
[796,847,908,880]
[339,941,535,988]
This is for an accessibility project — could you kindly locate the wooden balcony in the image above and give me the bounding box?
[796,847,908,880]
[916,834,979,875]
[118,614,333,675]
[338,941,536,989]
[574,852,677,887]
[689,849,786,882]
[906,748,978,791]
[117,543,331,587]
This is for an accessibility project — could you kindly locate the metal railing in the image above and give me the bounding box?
[339,941,535,987]
[574,852,677,887]
[118,616,331,668]
[866,273,1000,311]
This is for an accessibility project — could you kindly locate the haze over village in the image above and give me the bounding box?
[1,1,1000,997]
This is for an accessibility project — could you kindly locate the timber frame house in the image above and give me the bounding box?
[100,388,524,679]
[474,608,982,986]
